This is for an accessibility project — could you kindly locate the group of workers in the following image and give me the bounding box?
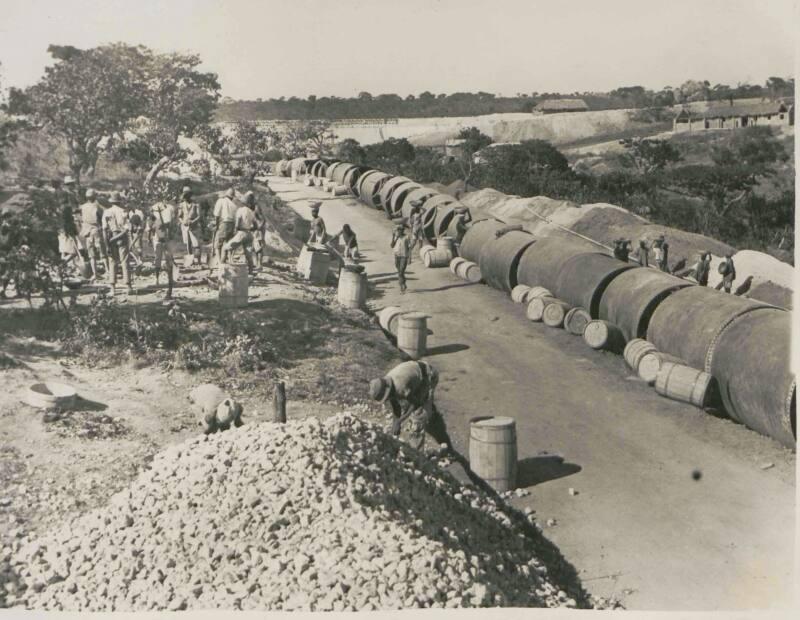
[612,234,739,292]
[52,175,276,299]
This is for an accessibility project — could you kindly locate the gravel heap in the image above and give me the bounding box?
[3,413,583,611]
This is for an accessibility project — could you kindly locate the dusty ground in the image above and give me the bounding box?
[268,175,796,611]
[0,241,403,582]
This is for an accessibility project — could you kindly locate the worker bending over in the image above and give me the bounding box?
[369,360,440,451]
[329,224,360,260]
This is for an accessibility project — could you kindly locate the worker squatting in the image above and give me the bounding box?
[52,176,278,299]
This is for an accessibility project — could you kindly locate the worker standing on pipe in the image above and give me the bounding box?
[308,201,328,244]
[716,254,736,293]
[390,221,411,293]
[633,239,650,267]
[213,188,238,265]
[369,360,440,451]
[612,239,631,262]
[652,235,669,271]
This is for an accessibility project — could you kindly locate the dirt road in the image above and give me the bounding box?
[271,176,796,611]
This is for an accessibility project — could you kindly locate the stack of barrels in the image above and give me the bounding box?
[421,236,456,268]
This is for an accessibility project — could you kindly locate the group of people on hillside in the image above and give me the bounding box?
[52,176,276,299]
[612,234,739,292]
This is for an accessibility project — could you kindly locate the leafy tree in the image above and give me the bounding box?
[711,126,787,171]
[112,50,220,185]
[335,138,366,164]
[363,138,415,171]
[0,64,29,172]
[10,44,149,184]
[619,137,682,175]
[281,120,336,157]
[227,121,280,185]
[453,126,492,183]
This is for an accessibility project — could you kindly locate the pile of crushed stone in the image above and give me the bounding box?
[2,414,586,612]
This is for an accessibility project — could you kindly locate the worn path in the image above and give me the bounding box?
[269,175,795,611]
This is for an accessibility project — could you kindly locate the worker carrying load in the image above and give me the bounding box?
[189,383,244,435]
[407,199,425,250]
[369,360,440,451]
[715,253,736,293]
[451,206,472,249]
[390,221,412,293]
[307,202,327,244]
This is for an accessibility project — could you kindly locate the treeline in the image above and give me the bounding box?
[216,77,794,121]
[337,126,794,256]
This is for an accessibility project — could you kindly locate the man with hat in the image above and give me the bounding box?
[307,201,328,244]
[390,220,412,293]
[78,188,106,280]
[222,191,258,272]
[149,195,179,298]
[369,360,440,451]
[101,191,133,296]
[179,186,202,267]
[213,187,238,264]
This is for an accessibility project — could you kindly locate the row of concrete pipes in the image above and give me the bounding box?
[293,157,796,450]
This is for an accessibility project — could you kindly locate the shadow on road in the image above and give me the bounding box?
[412,281,480,293]
[72,396,109,413]
[517,455,582,487]
[425,343,470,356]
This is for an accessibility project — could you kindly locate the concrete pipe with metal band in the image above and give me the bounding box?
[357,171,391,207]
[310,160,328,178]
[388,181,422,217]
[515,235,600,294]
[343,166,369,195]
[331,163,357,186]
[458,218,507,264]
[324,162,343,181]
[598,269,694,343]
[400,187,438,220]
[431,204,458,240]
[646,286,774,370]
[554,252,638,319]
[478,230,537,293]
[378,176,412,212]
[707,307,795,449]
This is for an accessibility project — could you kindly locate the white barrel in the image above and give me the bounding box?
[337,269,367,309]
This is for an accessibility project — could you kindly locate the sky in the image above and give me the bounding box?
[0,0,796,100]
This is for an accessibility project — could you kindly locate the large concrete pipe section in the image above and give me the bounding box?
[275,159,290,177]
[516,235,599,293]
[310,160,328,178]
[708,308,795,449]
[388,181,422,217]
[554,253,637,318]
[400,187,438,220]
[357,171,391,207]
[478,231,537,292]
[431,203,458,239]
[458,218,507,264]
[331,163,357,186]
[343,166,369,195]
[598,269,693,342]
[646,286,775,370]
[378,176,412,213]
[289,157,308,175]
[325,162,343,181]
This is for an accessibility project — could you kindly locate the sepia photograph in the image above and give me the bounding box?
[0,0,797,614]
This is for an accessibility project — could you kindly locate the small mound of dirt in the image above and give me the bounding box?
[42,409,129,440]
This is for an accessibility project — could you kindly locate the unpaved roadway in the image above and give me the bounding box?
[268,176,796,611]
